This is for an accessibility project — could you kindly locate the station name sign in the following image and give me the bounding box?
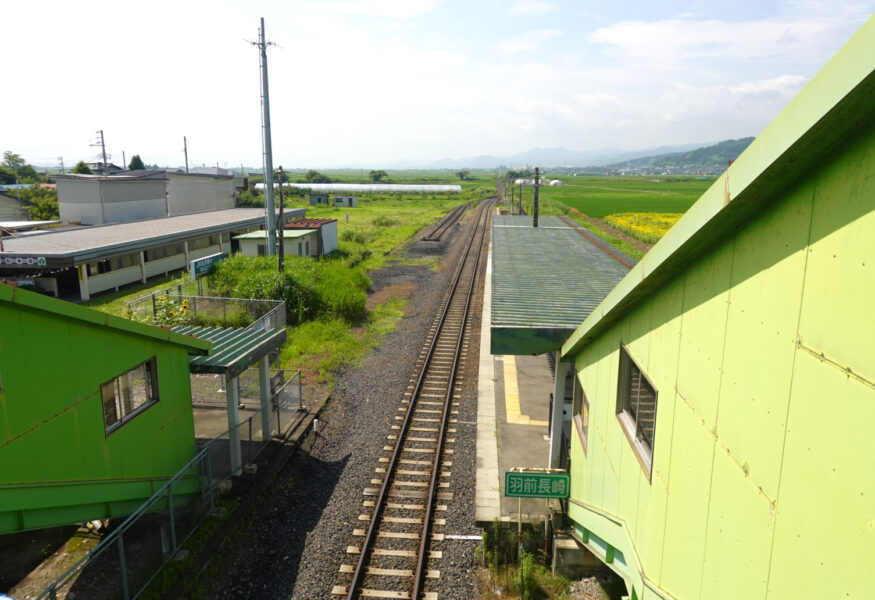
[504,469,569,499]
[190,252,226,279]
[2,256,46,267]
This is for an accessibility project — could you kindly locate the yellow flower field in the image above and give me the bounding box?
[604,212,683,244]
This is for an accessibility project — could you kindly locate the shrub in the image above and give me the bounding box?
[371,215,397,227]
[341,228,368,244]
[207,255,369,325]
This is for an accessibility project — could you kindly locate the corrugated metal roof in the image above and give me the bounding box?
[0,208,306,267]
[491,215,631,355]
[284,218,336,229]
[171,325,286,378]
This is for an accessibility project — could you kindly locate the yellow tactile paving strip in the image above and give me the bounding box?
[502,355,549,427]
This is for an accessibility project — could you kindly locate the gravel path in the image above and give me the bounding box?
[203,207,487,600]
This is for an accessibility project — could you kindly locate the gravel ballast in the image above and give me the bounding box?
[203,207,488,600]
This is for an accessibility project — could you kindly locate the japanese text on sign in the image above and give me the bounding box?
[504,471,569,499]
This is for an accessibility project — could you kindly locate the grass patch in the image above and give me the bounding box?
[280,296,406,385]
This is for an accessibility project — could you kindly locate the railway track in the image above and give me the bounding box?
[421,202,470,242]
[333,198,495,600]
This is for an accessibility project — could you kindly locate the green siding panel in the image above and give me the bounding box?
[699,448,773,600]
[716,183,812,500]
[796,128,875,383]
[0,287,203,533]
[659,394,714,599]
[675,243,732,431]
[767,354,875,599]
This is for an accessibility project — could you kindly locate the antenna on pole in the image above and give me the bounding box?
[250,17,278,256]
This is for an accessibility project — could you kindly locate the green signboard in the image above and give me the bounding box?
[190,252,226,279]
[504,470,569,499]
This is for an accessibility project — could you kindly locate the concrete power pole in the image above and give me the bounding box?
[184,136,190,173]
[256,17,277,256]
[91,130,109,173]
[277,166,285,273]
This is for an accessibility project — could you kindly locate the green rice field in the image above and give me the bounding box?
[536,175,715,218]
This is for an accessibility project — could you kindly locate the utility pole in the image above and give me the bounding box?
[518,181,523,215]
[122,151,127,170]
[57,157,65,174]
[91,130,109,173]
[183,136,190,173]
[253,17,277,256]
[277,166,285,273]
[533,167,540,228]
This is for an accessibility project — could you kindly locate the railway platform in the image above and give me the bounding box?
[476,214,634,527]
[476,243,555,525]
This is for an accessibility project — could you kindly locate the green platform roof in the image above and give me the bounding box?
[171,324,287,378]
[490,215,632,355]
[563,14,875,359]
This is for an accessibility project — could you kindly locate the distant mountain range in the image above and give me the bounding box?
[399,142,707,170]
[383,138,754,171]
[605,138,755,172]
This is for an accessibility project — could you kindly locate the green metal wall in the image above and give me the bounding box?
[566,118,875,598]
[0,299,198,533]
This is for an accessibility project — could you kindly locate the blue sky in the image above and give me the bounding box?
[4,1,873,169]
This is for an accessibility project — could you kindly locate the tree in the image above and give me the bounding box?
[20,187,59,220]
[128,155,146,170]
[2,151,25,172]
[0,166,16,184]
[304,169,332,183]
[72,161,93,174]
[369,169,388,182]
[2,151,40,182]
[456,169,471,181]
[236,188,264,208]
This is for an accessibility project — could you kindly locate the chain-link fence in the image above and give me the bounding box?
[126,294,285,331]
[37,450,214,600]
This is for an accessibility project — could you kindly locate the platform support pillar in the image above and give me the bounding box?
[548,351,568,469]
[225,373,242,476]
[259,357,272,439]
[77,265,90,301]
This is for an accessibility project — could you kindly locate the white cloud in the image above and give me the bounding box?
[305,0,440,18]
[499,29,563,54]
[507,0,555,16]
[588,15,863,70]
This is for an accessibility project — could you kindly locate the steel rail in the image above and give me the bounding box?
[346,198,495,600]
[411,199,492,599]
[422,202,470,241]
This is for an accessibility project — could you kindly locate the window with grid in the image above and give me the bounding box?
[101,358,159,434]
[616,344,657,476]
[572,374,589,455]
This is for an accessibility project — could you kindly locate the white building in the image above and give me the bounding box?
[56,170,236,225]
